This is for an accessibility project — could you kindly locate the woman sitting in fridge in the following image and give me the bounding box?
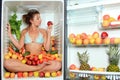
[4,9,61,72]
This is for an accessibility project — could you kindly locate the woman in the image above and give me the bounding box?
[4,9,61,72]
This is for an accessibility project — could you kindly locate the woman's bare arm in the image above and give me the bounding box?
[7,23,26,50]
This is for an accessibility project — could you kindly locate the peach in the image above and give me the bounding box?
[69,37,76,44]
[103,38,110,44]
[34,71,39,77]
[28,71,34,77]
[89,38,95,44]
[4,72,10,78]
[69,33,76,38]
[102,20,110,28]
[81,33,88,39]
[23,72,28,78]
[4,54,10,60]
[45,72,50,78]
[83,39,89,45]
[90,67,97,71]
[56,71,62,76]
[69,64,76,70]
[76,38,82,45]
[95,38,102,44]
[114,38,120,44]
[10,72,15,78]
[92,32,99,39]
[51,72,57,77]
[12,54,18,59]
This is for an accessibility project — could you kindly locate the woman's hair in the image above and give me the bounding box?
[22,9,40,25]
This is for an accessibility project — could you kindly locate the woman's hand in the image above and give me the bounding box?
[47,25,52,33]
[7,23,12,36]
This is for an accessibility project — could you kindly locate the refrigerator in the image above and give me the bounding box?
[66,0,120,80]
[1,0,64,80]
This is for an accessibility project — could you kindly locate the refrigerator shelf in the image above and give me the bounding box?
[69,70,120,76]
[68,42,119,48]
[67,0,120,10]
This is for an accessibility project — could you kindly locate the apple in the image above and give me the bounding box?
[83,39,89,45]
[32,61,37,65]
[39,72,45,77]
[34,71,39,77]
[26,60,32,65]
[10,72,15,78]
[117,15,120,21]
[51,72,57,77]
[12,54,18,59]
[102,20,110,28]
[103,38,110,44]
[45,72,50,78]
[47,21,53,26]
[23,72,28,78]
[21,59,27,64]
[28,71,33,77]
[69,64,76,70]
[92,32,99,39]
[95,38,102,44]
[17,72,23,78]
[103,14,110,20]
[69,38,76,44]
[101,32,108,39]
[76,38,82,45]
[89,38,95,44]
[56,71,62,76]
[33,56,39,61]
[4,72,10,78]
[36,60,40,65]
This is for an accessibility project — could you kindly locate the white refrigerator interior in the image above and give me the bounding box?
[67,0,120,80]
[2,0,64,80]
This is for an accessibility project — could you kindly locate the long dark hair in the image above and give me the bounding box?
[22,9,40,25]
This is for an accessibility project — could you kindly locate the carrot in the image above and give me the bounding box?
[8,47,16,54]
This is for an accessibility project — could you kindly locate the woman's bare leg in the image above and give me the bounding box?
[39,60,62,72]
[4,59,45,72]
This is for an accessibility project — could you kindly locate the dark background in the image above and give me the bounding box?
[0,0,2,79]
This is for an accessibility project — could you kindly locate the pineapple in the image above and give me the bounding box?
[77,51,90,70]
[106,45,120,72]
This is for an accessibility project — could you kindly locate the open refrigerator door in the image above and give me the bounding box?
[66,0,120,80]
[1,0,64,80]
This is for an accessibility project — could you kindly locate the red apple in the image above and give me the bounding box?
[26,60,32,65]
[39,72,45,77]
[101,32,108,39]
[117,15,120,21]
[103,14,110,20]
[47,21,53,26]
[33,56,39,61]
[17,72,23,78]
[36,60,40,65]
